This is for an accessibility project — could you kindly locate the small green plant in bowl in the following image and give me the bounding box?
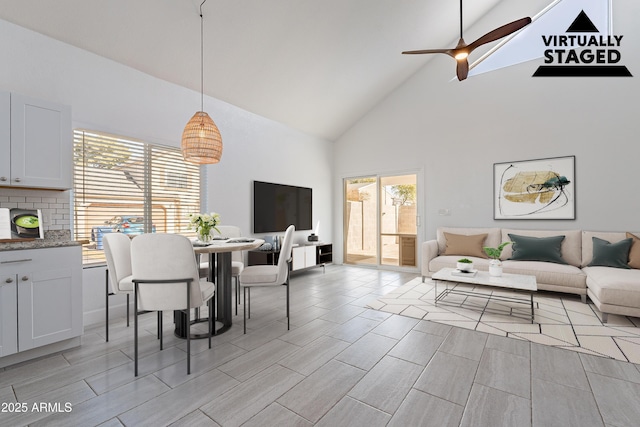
[456,258,474,272]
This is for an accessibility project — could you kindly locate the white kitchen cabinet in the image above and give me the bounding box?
[0,91,10,185]
[0,272,18,357]
[291,245,318,271]
[0,246,82,358]
[0,91,72,189]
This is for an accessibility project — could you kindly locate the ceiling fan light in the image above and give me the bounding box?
[454,51,469,60]
[181,111,223,164]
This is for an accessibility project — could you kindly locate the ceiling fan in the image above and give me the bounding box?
[402,0,532,81]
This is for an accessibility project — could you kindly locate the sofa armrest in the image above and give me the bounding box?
[422,240,439,281]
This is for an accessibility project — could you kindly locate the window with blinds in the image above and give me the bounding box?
[73,130,202,265]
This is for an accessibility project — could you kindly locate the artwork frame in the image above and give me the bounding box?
[494,156,575,220]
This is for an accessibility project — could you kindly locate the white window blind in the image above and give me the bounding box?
[73,130,201,265]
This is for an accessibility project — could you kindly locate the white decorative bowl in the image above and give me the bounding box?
[456,261,474,272]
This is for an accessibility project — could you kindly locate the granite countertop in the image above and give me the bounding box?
[0,230,85,251]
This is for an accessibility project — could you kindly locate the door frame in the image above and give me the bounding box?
[342,168,423,272]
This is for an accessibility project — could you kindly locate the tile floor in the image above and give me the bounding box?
[368,277,640,363]
[1,265,639,426]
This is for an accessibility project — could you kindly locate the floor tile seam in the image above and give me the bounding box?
[0,358,71,390]
[411,387,465,411]
[10,349,132,399]
[529,370,595,394]
[607,325,640,337]
[579,360,640,386]
[341,394,396,418]
[511,331,579,348]
[575,335,630,363]
[472,377,533,402]
[565,370,609,427]
[215,344,303,383]
[275,362,366,425]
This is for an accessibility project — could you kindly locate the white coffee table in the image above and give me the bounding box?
[431,267,538,323]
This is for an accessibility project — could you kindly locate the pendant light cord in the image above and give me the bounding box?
[200,0,207,112]
[459,0,463,39]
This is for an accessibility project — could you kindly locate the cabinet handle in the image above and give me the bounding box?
[14,178,21,183]
[5,278,13,283]
[21,276,29,281]
[0,176,7,181]
[1,259,33,264]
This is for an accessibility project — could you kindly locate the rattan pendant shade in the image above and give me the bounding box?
[181,111,222,164]
[181,0,222,165]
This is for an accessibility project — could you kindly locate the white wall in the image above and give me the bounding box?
[333,0,640,264]
[0,19,333,325]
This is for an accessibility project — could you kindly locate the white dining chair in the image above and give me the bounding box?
[131,233,215,376]
[239,225,295,333]
[103,232,134,342]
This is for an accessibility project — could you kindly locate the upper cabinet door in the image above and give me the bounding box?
[10,94,72,189]
[0,91,9,185]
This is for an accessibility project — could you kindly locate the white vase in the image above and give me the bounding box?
[489,259,503,277]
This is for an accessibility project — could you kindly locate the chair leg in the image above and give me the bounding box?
[105,270,109,342]
[208,299,212,349]
[235,276,239,316]
[186,283,191,375]
[158,311,163,350]
[243,286,247,334]
[126,293,130,327]
[134,283,139,377]
[286,279,290,331]
[248,287,251,319]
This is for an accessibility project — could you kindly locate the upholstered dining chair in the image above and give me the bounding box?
[103,232,134,342]
[239,225,295,334]
[216,225,245,314]
[131,233,215,376]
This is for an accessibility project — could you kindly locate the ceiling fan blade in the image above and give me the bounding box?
[467,17,532,53]
[456,59,469,81]
[402,48,451,55]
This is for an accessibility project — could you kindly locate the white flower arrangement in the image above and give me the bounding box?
[188,212,220,241]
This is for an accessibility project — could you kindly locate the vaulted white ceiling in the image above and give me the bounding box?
[0,0,521,140]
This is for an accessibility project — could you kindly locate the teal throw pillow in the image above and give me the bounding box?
[588,237,632,269]
[508,234,567,264]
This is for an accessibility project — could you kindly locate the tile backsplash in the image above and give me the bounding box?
[0,187,71,231]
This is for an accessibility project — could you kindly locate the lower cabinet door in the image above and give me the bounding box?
[0,278,18,357]
[292,247,305,271]
[17,246,82,351]
[304,246,316,268]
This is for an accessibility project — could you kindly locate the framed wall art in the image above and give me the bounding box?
[494,156,575,220]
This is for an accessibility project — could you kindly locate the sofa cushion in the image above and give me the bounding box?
[627,232,640,269]
[583,266,640,308]
[500,229,581,267]
[588,237,632,269]
[581,231,630,267]
[508,234,567,264]
[501,260,586,289]
[437,227,501,255]
[442,232,488,258]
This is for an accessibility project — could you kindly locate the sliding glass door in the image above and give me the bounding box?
[344,173,418,268]
[344,177,378,266]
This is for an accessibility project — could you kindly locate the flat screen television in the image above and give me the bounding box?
[253,181,312,233]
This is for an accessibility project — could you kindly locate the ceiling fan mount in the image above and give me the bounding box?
[403,0,531,81]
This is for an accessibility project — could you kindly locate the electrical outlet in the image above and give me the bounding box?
[41,210,51,225]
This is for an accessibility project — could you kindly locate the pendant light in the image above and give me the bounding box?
[181,0,223,164]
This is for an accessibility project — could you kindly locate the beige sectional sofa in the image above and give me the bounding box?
[421,227,640,322]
